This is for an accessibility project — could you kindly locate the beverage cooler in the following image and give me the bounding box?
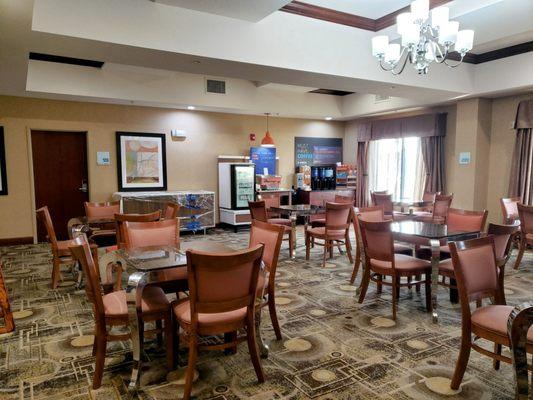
[218,163,255,230]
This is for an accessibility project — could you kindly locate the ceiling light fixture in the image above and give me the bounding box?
[325,117,333,121]
[187,105,196,110]
[260,113,275,147]
[371,0,474,75]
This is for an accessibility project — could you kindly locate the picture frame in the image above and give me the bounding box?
[0,127,7,196]
[116,132,167,192]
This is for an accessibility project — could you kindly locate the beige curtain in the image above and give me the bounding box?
[509,128,533,204]
[356,141,369,207]
[421,136,446,193]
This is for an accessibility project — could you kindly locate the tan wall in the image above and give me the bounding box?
[0,96,344,240]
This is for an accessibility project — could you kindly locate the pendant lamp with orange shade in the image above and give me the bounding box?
[260,113,275,147]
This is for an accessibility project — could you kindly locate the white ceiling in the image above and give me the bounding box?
[304,0,411,19]
[152,0,291,22]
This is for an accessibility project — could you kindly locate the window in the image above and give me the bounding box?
[368,136,426,202]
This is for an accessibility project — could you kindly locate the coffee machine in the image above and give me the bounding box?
[311,165,336,190]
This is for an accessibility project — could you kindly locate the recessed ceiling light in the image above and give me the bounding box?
[192,60,201,64]
[187,106,196,110]
[325,116,333,121]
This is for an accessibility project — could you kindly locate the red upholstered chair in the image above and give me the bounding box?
[415,193,453,224]
[411,191,440,218]
[514,203,533,270]
[163,202,180,220]
[371,191,394,219]
[173,245,265,400]
[500,197,520,224]
[37,206,88,289]
[358,219,432,320]
[84,201,120,220]
[69,236,172,389]
[249,220,285,340]
[311,194,354,228]
[249,200,293,257]
[447,235,533,391]
[115,211,161,250]
[124,219,186,294]
[350,206,413,284]
[305,202,353,268]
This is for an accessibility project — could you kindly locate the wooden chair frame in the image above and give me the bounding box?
[164,202,180,220]
[500,197,521,224]
[0,262,14,334]
[249,200,294,257]
[514,203,533,270]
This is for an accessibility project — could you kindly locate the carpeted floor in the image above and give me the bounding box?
[0,227,529,399]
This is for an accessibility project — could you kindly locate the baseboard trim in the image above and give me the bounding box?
[0,237,34,246]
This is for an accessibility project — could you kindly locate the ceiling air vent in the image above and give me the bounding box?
[206,79,226,94]
[375,94,391,103]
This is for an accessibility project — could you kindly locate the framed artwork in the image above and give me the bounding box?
[0,127,7,196]
[116,132,167,192]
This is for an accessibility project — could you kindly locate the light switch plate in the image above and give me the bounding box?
[97,151,110,165]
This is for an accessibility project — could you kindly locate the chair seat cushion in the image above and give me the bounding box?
[105,245,119,253]
[103,286,169,317]
[371,254,431,275]
[471,305,533,344]
[438,258,454,273]
[268,218,292,227]
[306,227,346,239]
[173,300,247,328]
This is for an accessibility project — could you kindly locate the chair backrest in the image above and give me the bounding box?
[500,197,520,224]
[186,245,264,318]
[371,192,393,214]
[124,219,180,249]
[447,208,488,233]
[84,201,120,220]
[334,194,354,204]
[69,236,105,326]
[487,223,519,263]
[249,220,284,291]
[325,202,352,232]
[36,206,58,250]
[422,191,440,202]
[358,219,394,264]
[114,211,161,249]
[518,203,533,235]
[164,202,180,220]
[449,236,503,316]
[248,200,268,222]
[432,194,453,220]
[353,206,385,246]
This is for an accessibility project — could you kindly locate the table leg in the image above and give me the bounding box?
[125,271,148,390]
[290,213,297,259]
[430,239,440,323]
[255,307,269,358]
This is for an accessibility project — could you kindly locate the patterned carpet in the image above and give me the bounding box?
[0,227,530,400]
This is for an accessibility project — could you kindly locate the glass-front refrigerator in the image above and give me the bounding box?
[231,164,255,209]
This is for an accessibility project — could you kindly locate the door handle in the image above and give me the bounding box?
[79,180,88,193]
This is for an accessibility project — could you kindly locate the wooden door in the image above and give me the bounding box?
[32,131,89,241]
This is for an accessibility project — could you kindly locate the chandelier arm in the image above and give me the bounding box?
[433,44,450,64]
[390,51,410,75]
[443,55,465,68]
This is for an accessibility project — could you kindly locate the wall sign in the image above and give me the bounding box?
[97,151,110,165]
[295,137,343,168]
[250,146,276,175]
[459,152,471,165]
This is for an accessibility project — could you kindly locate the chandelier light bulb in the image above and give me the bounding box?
[431,6,449,29]
[372,35,389,57]
[456,30,474,53]
[439,21,459,45]
[396,12,414,34]
[385,44,401,64]
[411,0,429,22]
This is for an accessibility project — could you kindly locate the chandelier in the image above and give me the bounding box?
[371,0,474,75]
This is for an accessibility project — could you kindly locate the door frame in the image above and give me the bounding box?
[26,128,89,243]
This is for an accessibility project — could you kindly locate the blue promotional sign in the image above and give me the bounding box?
[250,147,276,175]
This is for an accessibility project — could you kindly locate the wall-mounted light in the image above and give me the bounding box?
[187,105,196,110]
[325,116,333,121]
[260,113,275,147]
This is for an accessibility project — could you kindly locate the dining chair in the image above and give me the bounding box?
[69,236,172,389]
[163,202,180,220]
[358,219,432,320]
[411,191,440,218]
[36,206,81,289]
[0,261,14,334]
[173,245,265,400]
[415,193,453,224]
[501,197,520,224]
[305,202,353,268]
[249,200,293,257]
[507,302,533,400]
[447,235,532,391]
[514,203,533,270]
[371,191,394,217]
[124,219,186,295]
[311,194,354,228]
[249,219,285,340]
[350,206,413,284]
[84,201,120,246]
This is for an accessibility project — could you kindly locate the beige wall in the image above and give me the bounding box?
[0,96,344,240]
